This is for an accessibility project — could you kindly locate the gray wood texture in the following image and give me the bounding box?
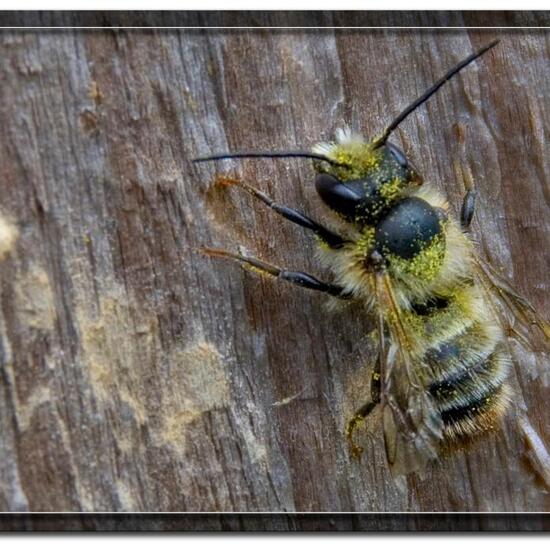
[1,27,549,513]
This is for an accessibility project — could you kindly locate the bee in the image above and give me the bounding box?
[193,40,550,478]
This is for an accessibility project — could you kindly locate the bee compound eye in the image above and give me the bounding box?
[315,173,362,218]
[386,142,408,169]
[386,142,422,184]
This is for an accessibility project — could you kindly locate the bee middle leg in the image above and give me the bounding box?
[201,247,348,298]
[345,359,381,458]
[227,179,346,248]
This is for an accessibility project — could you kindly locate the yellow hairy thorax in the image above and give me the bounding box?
[317,187,474,310]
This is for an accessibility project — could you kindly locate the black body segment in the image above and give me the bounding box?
[374,197,443,258]
[411,295,450,316]
[439,387,504,427]
[429,349,505,403]
[425,339,463,369]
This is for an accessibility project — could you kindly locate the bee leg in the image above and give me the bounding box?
[229,180,345,248]
[460,189,476,230]
[345,360,381,458]
[201,247,348,298]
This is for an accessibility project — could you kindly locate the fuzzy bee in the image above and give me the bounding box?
[193,40,550,477]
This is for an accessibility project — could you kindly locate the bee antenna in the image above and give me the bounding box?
[373,39,500,148]
[192,150,346,167]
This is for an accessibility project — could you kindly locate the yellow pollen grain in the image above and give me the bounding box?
[243,265,273,278]
[329,145,382,181]
[355,227,375,256]
[389,233,446,282]
[379,177,404,204]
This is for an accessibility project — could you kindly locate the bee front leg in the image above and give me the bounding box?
[201,247,348,298]
[345,358,382,458]
[224,179,346,249]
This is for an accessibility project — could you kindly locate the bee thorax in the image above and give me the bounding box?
[374,197,444,259]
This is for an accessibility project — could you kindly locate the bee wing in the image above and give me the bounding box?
[472,254,550,352]
[374,272,444,477]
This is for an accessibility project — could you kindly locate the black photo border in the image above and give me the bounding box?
[1,10,549,532]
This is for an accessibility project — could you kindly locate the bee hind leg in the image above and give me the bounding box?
[201,247,349,298]
[345,361,382,459]
[346,401,378,459]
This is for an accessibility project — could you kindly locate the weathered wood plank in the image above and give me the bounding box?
[0,27,549,513]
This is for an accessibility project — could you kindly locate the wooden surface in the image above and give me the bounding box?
[1,27,549,514]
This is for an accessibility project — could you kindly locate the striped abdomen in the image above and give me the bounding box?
[411,286,512,443]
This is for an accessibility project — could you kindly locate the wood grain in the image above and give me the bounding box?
[0,26,549,513]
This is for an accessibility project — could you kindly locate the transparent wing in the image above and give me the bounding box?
[471,249,550,488]
[374,272,444,478]
[472,254,550,352]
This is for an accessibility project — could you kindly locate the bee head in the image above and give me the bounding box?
[314,141,421,225]
[313,39,499,226]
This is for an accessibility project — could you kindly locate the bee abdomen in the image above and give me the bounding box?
[427,341,511,440]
